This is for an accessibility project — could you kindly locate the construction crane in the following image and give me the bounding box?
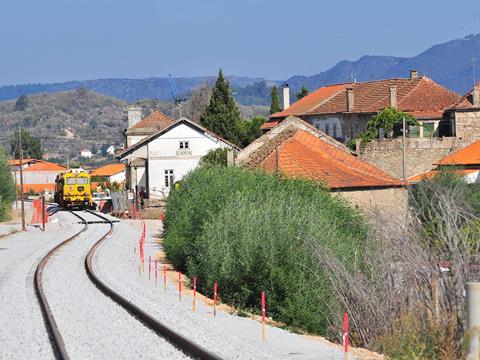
[168,74,187,118]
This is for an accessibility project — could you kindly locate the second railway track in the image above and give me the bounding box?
[34,208,220,360]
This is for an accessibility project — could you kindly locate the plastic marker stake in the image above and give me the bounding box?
[343,312,349,359]
[163,264,167,293]
[178,272,182,302]
[155,260,158,287]
[148,256,151,280]
[262,291,266,341]
[192,276,197,312]
[213,282,218,317]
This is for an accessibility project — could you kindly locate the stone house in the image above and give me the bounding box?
[238,116,407,217]
[262,71,461,143]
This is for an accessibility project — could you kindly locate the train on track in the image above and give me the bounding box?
[54,169,96,209]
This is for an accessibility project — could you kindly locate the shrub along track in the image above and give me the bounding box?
[34,207,221,360]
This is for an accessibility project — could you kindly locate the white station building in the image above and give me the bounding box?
[118,116,238,199]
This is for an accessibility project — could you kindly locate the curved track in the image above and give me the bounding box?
[34,208,221,360]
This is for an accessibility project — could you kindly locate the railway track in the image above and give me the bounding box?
[34,208,221,360]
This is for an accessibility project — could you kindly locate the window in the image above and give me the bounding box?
[333,123,337,138]
[66,178,76,185]
[164,170,174,188]
[77,177,88,185]
[325,123,330,135]
[179,141,189,149]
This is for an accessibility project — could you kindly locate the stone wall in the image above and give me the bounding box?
[334,187,407,220]
[455,110,480,139]
[359,137,478,179]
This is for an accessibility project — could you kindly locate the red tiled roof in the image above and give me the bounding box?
[266,78,460,130]
[436,140,480,166]
[8,158,36,166]
[446,87,480,111]
[23,161,66,172]
[408,169,479,183]
[270,83,350,119]
[91,163,125,177]
[255,129,404,189]
[131,110,175,130]
[260,120,279,130]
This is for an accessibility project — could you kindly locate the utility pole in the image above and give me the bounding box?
[12,152,18,209]
[402,117,407,181]
[18,128,26,231]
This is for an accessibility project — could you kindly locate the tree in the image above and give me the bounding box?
[270,85,281,115]
[239,115,266,147]
[186,84,211,123]
[296,86,309,100]
[0,149,15,221]
[200,69,243,145]
[348,107,419,149]
[10,129,43,159]
[199,148,228,167]
[14,95,29,111]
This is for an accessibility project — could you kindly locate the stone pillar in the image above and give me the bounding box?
[467,282,480,360]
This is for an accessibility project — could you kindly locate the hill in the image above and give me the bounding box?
[0,89,269,158]
[287,34,480,94]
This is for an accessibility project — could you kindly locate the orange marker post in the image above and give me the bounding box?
[213,282,218,317]
[261,291,266,341]
[343,312,349,360]
[192,276,197,312]
[178,272,182,302]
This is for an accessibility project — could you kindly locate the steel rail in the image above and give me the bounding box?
[84,210,222,360]
[33,209,87,360]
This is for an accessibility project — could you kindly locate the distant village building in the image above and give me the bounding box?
[106,146,116,156]
[118,117,238,199]
[238,116,406,216]
[90,163,126,183]
[80,149,93,158]
[8,159,66,194]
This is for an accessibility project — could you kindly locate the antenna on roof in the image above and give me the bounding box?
[472,57,477,87]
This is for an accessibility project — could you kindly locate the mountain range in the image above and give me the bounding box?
[0,34,479,105]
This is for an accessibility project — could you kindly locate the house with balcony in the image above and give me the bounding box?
[118,117,239,199]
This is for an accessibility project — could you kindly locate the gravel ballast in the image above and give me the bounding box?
[42,211,187,359]
[94,219,352,360]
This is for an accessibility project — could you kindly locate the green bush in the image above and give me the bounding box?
[163,166,369,335]
[0,150,15,221]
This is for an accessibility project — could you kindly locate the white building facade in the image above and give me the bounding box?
[119,118,238,199]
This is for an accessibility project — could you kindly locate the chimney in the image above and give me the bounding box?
[389,85,397,109]
[127,106,142,128]
[409,69,419,79]
[346,87,354,112]
[283,84,290,110]
[473,84,480,107]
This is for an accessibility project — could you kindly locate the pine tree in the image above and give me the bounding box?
[296,86,309,100]
[200,69,243,145]
[270,85,281,115]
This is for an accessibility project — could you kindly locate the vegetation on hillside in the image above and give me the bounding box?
[10,129,43,159]
[296,86,309,100]
[163,166,369,335]
[0,150,15,221]
[269,85,281,115]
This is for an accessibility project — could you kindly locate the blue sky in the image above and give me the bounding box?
[1,0,479,85]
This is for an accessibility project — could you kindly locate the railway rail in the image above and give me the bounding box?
[34,207,221,360]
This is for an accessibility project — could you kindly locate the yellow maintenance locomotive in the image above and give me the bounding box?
[54,170,96,209]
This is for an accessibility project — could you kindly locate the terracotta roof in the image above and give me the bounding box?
[446,87,480,111]
[408,169,479,183]
[18,183,56,193]
[91,163,126,177]
[260,120,279,130]
[131,110,175,130]
[270,83,350,119]
[436,140,480,166]
[23,161,66,172]
[240,118,404,190]
[8,158,36,166]
[266,77,460,130]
